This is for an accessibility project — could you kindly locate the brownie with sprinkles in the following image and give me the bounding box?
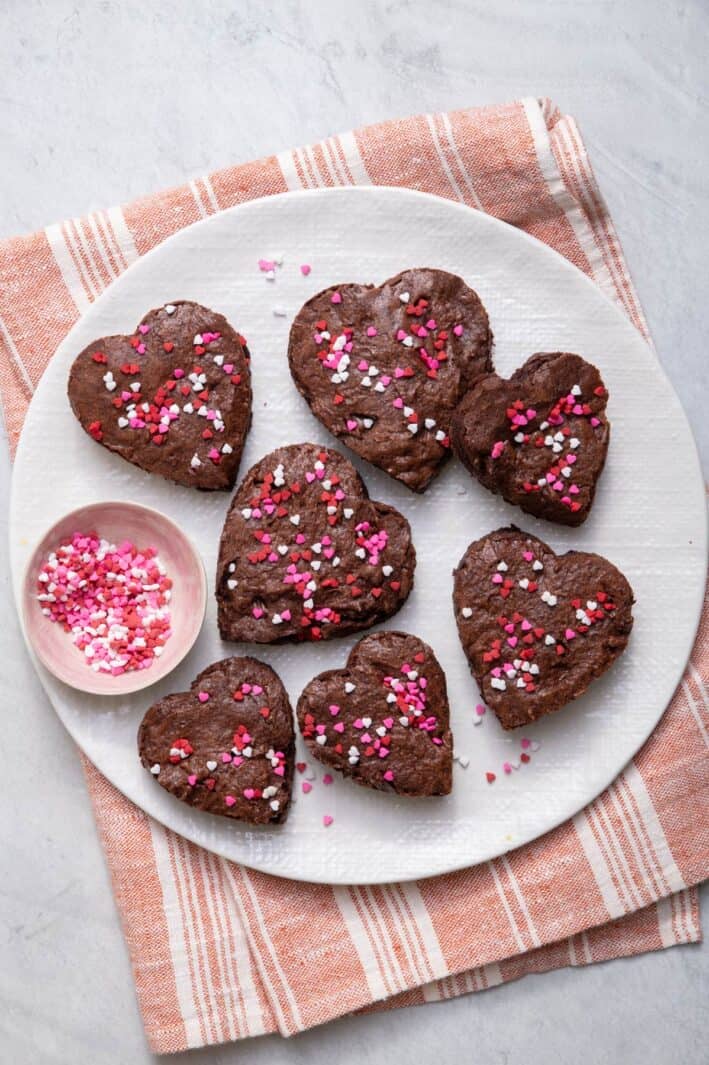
[216,443,416,643]
[138,656,294,824]
[68,300,252,490]
[451,352,610,525]
[453,527,634,729]
[297,631,453,796]
[288,268,493,492]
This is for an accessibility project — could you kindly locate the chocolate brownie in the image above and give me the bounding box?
[451,353,609,525]
[138,656,294,823]
[288,268,493,492]
[68,300,252,490]
[453,527,633,729]
[297,631,453,796]
[216,444,416,643]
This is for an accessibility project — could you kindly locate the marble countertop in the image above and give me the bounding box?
[1,2,706,1062]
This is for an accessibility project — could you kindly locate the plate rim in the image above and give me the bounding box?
[10,184,708,883]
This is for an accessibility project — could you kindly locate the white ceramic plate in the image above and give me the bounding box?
[10,187,706,884]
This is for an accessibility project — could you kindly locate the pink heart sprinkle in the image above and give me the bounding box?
[243,788,256,800]
[197,691,210,703]
[346,419,358,431]
[396,329,407,341]
[281,609,291,621]
[274,765,285,777]
[504,622,515,634]
[507,636,518,648]
[329,704,340,716]
[323,815,334,827]
[225,795,237,807]
[523,551,534,561]
[383,770,395,782]
[520,737,532,749]
[366,326,377,337]
[491,574,503,585]
[331,292,342,304]
[252,607,264,619]
[565,628,576,640]
[393,397,404,409]
[302,781,312,794]
[453,324,464,336]
[300,263,312,275]
[354,718,364,729]
[521,620,532,632]
[333,722,345,733]
[503,761,513,774]
[188,775,197,786]
[475,704,486,716]
[357,360,369,371]
[380,375,391,386]
[138,323,150,335]
[221,753,231,763]
[383,717,394,728]
[223,363,234,374]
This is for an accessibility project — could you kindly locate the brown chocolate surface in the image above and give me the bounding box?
[451,353,610,525]
[138,656,294,824]
[288,268,493,492]
[297,631,453,796]
[453,527,633,729]
[68,300,252,490]
[216,444,416,644]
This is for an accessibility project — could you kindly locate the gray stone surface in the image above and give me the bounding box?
[0,1,706,1062]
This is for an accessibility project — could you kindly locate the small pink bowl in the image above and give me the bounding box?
[21,501,207,696]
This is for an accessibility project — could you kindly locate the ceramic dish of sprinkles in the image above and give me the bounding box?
[21,501,207,695]
[10,187,707,884]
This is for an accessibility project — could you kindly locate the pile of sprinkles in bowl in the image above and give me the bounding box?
[36,532,172,675]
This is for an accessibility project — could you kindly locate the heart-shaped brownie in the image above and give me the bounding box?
[68,300,252,490]
[453,527,633,729]
[288,268,493,492]
[297,631,453,795]
[451,353,610,525]
[138,656,294,823]
[216,443,416,643]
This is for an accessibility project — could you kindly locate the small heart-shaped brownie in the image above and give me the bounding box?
[68,300,252,490]
[453,527,633,729]
[138,656,294,823]
[288,268,493,492]
[216,443,416,643]
[297,631,453,795]
[451,353,609,525]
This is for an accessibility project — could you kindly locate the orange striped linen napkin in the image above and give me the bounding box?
[2,97,707,1054]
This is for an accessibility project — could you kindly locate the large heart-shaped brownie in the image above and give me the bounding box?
[453,527,633,729]
[138,656,294,823]
[68,300,252,490]
[216,444,416,643]
[288,268,493,492]
[297,631,453,795]
[451,353,609,525]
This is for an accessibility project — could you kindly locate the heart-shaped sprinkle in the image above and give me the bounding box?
[297,632,452,796]
[451,352,609,525]
[138,656,294,824]
[288,269,492,491]
[453,527,633,728]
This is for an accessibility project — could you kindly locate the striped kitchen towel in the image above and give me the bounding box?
[1,98,707,1054]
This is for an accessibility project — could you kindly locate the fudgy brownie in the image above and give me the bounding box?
[216,443,416,643]
[68,300,252,490]
[297,631,453,796]
[138,656,294,824]
[288,268,493,492]
[453,527,633,729]
[451,353,609,525]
